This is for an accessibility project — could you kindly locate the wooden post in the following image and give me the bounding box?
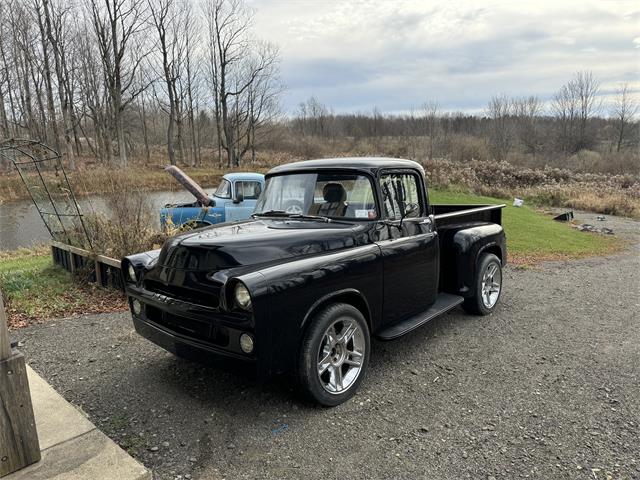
[0,292,40,477]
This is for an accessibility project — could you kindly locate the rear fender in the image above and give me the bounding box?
[439,223,505,297]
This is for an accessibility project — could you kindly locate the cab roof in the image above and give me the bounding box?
[222,172,265,181]
[268,157,424,176]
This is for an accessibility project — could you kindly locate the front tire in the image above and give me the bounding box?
[298,303,370,407]
[463,253,503,315]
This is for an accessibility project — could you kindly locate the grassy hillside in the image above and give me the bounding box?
[430,189,623,264]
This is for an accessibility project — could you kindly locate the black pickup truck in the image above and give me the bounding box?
[123,158,506,406]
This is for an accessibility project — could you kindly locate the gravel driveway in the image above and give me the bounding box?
[18,212,640,480]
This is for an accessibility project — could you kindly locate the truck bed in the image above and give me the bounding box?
[432,203,504,227]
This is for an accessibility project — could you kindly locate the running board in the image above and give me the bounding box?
[375,293,464,341]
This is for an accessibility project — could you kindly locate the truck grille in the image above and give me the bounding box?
[145,305,229,347]
[144,280,220,309]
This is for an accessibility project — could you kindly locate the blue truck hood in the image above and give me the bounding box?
[156,218,373,271]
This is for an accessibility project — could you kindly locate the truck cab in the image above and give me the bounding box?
[126,158,506,406]
[160,172,265,228]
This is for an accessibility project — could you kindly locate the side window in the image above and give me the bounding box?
[379,173,422,220]
[238,181,262,200]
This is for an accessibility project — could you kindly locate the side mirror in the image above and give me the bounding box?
[403,202,419,218]
[233,192,244,204]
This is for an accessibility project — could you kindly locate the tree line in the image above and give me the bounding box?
[0,0,637,174]
[293,72,638,168]
[0,0,281,169]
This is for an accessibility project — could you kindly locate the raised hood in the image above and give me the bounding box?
[156,218,372,272]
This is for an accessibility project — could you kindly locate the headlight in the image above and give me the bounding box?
[127,264,137,282]
[234,282,252,311]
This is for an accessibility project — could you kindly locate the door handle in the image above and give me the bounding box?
[419,214,435,228]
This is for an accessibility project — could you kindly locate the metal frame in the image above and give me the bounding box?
[0,139,92,249]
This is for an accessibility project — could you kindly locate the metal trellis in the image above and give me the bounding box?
[0,139,92,249]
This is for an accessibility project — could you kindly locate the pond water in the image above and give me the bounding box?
[0,190,197,251]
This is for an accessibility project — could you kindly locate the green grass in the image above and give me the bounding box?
[0,247,125,328]
[430,189,623,263]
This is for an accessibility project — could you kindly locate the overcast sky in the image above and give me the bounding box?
[250,0,640,114]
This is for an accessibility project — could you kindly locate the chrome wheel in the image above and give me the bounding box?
[481,261,502,308]
[317,318,365,394]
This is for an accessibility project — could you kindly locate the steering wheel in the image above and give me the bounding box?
[284,200,304,215]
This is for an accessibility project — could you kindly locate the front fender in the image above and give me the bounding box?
[240,244,383,376]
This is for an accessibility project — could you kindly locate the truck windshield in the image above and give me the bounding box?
[254,172,378,219]
[214,179,231,198]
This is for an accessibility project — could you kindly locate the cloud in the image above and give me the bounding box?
[251,0,640,113]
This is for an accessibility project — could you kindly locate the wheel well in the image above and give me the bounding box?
[303,291,372,332]
[481,245,503,264]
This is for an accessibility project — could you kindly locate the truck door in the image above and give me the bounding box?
[225,180,263,222]
[376,170,439,325]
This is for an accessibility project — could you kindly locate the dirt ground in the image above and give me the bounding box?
[17,211,640,480]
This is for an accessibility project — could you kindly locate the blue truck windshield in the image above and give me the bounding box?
[254,172,378,219]
[214,179,231,198]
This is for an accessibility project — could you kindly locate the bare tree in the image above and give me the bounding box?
[295,96,329,137]
[0,4,12,141]
[553,71,600,152]
[611,83,638,152]
[485,94,513,161]
[87,0,148,166]
[148,0,185,165]
[204,0,280,167]
[34,0,60,151]
[513,95,543,157]
[422,101,440,160]
[42,0,77,168]
[246,42,282,162]
[574,71,600,151]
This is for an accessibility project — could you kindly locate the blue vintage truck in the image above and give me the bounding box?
[160,172,265,228]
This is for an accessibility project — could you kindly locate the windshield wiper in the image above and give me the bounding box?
[252,210,332,223]
[288,214,331,223]
[252,210,289,217]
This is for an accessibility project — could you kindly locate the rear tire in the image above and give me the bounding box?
[298,303,370,407]
[463,253,503,315]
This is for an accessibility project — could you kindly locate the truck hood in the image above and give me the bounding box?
[156,218,372,272]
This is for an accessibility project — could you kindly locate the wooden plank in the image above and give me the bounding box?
[0,294,10,361]
[50,241,120,269]
[0,352,41,477]
[96,255,121,268]
[49,241,122,288]
[50,240,70,252]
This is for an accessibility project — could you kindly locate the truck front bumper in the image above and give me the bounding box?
[126,287,259,375]
[131,315,256,374]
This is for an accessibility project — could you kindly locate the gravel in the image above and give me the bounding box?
[17,213,640,480]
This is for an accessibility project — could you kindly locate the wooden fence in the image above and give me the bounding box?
[50,241,124,291]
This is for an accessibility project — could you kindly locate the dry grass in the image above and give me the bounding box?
[422,158,640,219]
[0,246,126,328]
[1,143,638,219]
